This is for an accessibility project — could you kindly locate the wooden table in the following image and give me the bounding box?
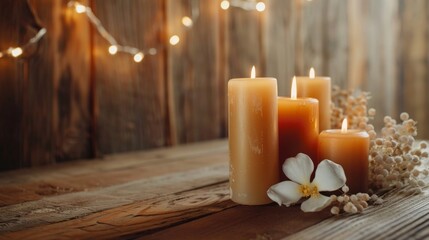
[0,140,428,239]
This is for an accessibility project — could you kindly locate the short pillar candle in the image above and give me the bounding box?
[296,68,331,132]
[278,77,319,169]
[318,118,370,193]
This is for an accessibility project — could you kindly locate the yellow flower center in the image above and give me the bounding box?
[299,184,319,197]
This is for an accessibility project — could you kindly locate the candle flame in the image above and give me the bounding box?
[251,66,256,79]
[341,118,348,133]
[291,76,297,99]
[309,67,315,78]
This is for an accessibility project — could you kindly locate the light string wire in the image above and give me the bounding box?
[0,0,265,61]
[0,27,47,59]
[67,1,156,63]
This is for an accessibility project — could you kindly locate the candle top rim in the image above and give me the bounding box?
[278,96,318,103]
[321,129,369,137]
[229,77,277,82]
[295,76,331,80]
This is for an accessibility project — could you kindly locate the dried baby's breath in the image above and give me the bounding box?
[329,85,429,215]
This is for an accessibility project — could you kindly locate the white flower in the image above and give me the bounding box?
[267,153,346,212]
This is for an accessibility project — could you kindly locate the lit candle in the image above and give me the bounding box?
[318,118,369,193]
[228,66,279,205]
[296,68,331,132]
[278,77,319,169]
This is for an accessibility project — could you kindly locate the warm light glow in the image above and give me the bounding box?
[133,52,144,62]
[341,118,348,133]
[291,76,297,99]
[251,66,256,79]
[108,45,118,55]
[256,2,266,12]
[181,16,193,27]
[10,47,23,57]
[148,48,157,55]
[74,3,86,13]
[169,35,180,45]
[309,67,315,78]
[220,0,230,10]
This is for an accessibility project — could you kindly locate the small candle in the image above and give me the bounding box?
[278,77,319,169]
[318,118,369,193]
[228,66,279,205]
[296,68,331,132]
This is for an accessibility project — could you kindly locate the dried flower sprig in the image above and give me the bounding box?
[331,86,371,130]
[329,85,429,215]
[330,85,428,193]
[329,185,383,215]
[368,113,429,192]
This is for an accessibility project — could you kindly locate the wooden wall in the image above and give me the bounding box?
[1,0,428,170]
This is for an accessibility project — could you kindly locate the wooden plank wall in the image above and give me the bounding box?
[0,0,428,170]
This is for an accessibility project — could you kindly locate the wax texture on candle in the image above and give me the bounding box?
[296,76,331,132]
[278,97,319,170]
[228,77,279,205]
[318,130,369,193]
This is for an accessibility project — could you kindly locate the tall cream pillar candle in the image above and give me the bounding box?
[296,68,331,132]
[228,66,279,205]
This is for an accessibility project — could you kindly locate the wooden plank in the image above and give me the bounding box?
[225,2,263,78]
[0,0,92,170]
[0,140,228,207]
[286,188,429,240]
[325,0,348,87]
[263,0,297,96]
[33,0,92,162]
[364,0,399,130]
[0,0,25,170]
[0,164,228,233]
[347,0,366,90]
[0,184,232,239]
[296,0,327,76]
[94,0,167,154]
[142,201,331,240]
[166,0,221,143]
[399,0,429,139]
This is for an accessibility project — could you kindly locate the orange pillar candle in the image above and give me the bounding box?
[228,66,279,205]
[278,77,319,168]
[296,68,331,132]
[318,118,370,193]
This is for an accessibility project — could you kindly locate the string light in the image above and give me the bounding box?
[220,0,230,10]
[255,2,266,12]
[0,27,46,59]
[2,0,265,61]
[220,0,266,12]
[181,16,193,27]
[108,45,118,55]
[68,1,160,63]
[169,35,180,46]
[133,52,144,62]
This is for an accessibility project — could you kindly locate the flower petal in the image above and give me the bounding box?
[283,153,314,185]
[312,159,346,191]
[267,181,302,207]
[301,194,332,212]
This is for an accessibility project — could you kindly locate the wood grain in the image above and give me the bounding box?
[0,0,26,170]
[286,188,429,240]
[225,2,263,78]
[399,0,429,139]
[0,140,227,207]
[142,201,331,240]
[166,0,222,143]
[94,0,167,154]
[263,0,297,96]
